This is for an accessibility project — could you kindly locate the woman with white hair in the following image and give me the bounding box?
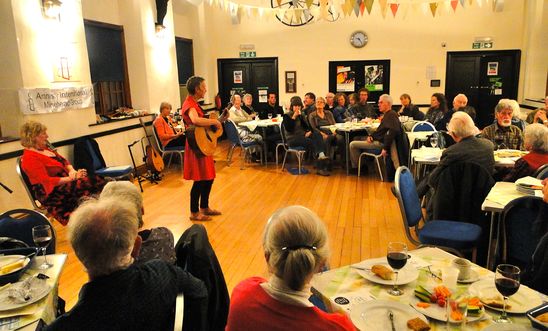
[503,123,548,182]
[226,206,354,331]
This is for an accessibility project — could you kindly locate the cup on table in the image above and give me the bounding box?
[446,293,469,330]
[452,258,472,281]
[442,267,459,292]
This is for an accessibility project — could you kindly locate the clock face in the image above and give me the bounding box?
[350,31,368,48]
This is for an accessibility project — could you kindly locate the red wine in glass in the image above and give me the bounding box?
[495,278,520,297]
[32,225,53,269]
[387,252,408,270]
[387,242,408,296]
[494,264,520,324]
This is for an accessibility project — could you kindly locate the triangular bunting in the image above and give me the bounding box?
[360,1,365,15]
[354,0,362,17]
[390,3,399,17]
[451,0,458,12]
[305,0,314,9]
[459,0,465,6]
[378,0,388,18]
[276,0,282,7]
[364,0,374,14]
[429,2,438,17]
[344,0,354,16]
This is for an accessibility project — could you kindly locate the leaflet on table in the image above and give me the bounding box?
[329,288,375,313]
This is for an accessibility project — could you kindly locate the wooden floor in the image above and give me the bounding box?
[53,141,415,309]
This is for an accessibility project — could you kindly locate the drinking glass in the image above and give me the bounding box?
[32,224,53,269]
[430,136,438,148]
[446,293,469,330]
[494,264,520,323]
[268,113,273,120]
[387,242,408,296]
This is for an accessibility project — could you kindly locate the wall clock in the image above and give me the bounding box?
[350,31,368,48]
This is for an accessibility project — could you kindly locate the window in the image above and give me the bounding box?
[84,20,131,116]
[175,37,194,85]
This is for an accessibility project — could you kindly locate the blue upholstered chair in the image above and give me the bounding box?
[411,121,436,132]
[393,166,482,260]
[225,119,263,169]
[148,119,185,172]
[534,164,548,180]
[84,139,133,179]
[0,209,56,254]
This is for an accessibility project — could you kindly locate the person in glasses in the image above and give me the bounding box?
[226,206,354,331]
[481,99,524,150]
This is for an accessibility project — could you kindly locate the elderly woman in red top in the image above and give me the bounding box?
[153,101,185,149]
[19,121,105,225]
[181,76,222,221]
[503,123,548,182]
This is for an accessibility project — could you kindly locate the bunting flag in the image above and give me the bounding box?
[364,0,374,14]
[451,0,458,12]
[429,2,438,17]
[459,0,465,6]
[353,0,362,17]
[360,0,366,15]
[305,0,314,9]
[343,0,354,16]
[390,3,399,17]
[493,0,504,12]
[378,0,388,18]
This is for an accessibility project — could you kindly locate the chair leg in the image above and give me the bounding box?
[471,247,477,264]
[167,153,174,169]
[297,153,302,174]
[358,154,363,177]
[227,145,235,165]
[375,157,384,182]
[281,151,289,172]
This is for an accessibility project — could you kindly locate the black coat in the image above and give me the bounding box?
[73,137,106,176]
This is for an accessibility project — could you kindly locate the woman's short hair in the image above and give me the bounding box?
[263,206,329,291]
[349,93,358,102]
[334,93,347,106]
[100,181,144,228]
[230,94,241,104]
[447,111,477,139]
[159,101,172,113]
[316,96,326,104]
[186,76,205,95]
[524,123,548,152]
[290,96,303,108]
[400,93,411,103]
[243,94,252,102]
[20,121,47,148]
[69,198,138,277]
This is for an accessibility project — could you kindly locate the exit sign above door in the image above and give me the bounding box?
[472,42,493,49]
[239,51,256,58]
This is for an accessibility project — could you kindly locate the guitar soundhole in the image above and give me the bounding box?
[205,130,213,142]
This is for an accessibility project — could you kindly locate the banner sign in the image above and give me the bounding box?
[19,86,94,114]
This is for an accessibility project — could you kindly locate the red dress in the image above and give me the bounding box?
[226,277,355,331]
[181,96,216,181]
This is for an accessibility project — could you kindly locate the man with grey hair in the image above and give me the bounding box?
[482,99,524,150]
[349,94,401,180]
[47,198,207,331]
[325,92,335,111]
[100,181,176,264]
[452,93,477,121]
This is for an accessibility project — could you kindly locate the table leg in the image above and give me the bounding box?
[261,127,268,165]
[486,211,496,270]
[345,131,350,175]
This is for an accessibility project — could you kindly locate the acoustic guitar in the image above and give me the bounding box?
[143,126,164,173]
[186,104,230,157]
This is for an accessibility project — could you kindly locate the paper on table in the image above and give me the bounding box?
[485,189,525,206]
[0,303,39,319]
[515,176,543,186]
[104,166,131,171]
[329,288,375,313]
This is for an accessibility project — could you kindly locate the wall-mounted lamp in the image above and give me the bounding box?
[42,0,62,19]
[155,0,169,38]
[155,23,166,38]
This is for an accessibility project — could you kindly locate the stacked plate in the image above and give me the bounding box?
[515,176,543,196]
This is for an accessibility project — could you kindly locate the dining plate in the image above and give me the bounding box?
[483,324,535,331]
[468,279,543,314]
[354,258,419,286]
[350,300,428,331]
[0,277,52,311]
[409,296,484,323]
[0,255,30,276]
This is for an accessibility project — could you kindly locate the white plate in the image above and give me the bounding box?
[409,296,484,323]
[350,300,428,331]
[354,258,419,286]
[0,255,30,275]
[483,324,535,331]
[469,279,543,314]
[457,269,480,284]
[0,277,52,311]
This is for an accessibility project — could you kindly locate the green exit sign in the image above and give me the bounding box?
[472,42,481,49]
[472,41,493,49]
[239,51,256,58]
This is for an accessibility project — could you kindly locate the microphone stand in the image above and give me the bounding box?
[0,182,13,194]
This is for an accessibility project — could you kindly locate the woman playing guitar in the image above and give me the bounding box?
[181,76,222,221]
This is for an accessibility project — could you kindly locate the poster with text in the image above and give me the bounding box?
[364,65,384,91]
[487,62,498,76]
[336,66,355,92]
[234,70,243,84]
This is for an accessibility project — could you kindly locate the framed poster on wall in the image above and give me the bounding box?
[285,71,296,93]
[328,59,391,102]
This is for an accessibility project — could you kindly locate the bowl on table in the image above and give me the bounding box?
[0,247,38,286]
[527,302,548,331]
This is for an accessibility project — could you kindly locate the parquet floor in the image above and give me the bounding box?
[52,141,414,309]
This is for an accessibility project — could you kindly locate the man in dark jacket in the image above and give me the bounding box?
[353,88,376,119]
[258,92,283,120]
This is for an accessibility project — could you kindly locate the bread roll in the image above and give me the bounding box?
[407,317,431,331]
[371,264,394,280]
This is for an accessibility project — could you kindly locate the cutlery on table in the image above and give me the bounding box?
[388,309,396,331]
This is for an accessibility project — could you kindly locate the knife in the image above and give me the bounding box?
[388,309,396,331]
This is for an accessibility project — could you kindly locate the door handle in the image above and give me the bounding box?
[470,86,478,89]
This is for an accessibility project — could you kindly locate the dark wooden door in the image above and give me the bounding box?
[446,50,520,129]
[217,58,278,110]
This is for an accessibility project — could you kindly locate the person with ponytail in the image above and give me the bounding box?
[226,206,354,331]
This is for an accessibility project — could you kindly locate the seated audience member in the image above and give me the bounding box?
[417,112,495,198]
[283,97,330,176]
[481,99,524,150]
[46,198,207,331]
[226,205,354,331]
[99,181,176,264]
[228,94,263,145]
[153,102,185,149]
[349,94,401,180]
[259,92,284,120]
[332,93,351,123]
[20,121,105,225]
[325,92,335,111]
[354,88,376,119]
[308,97,344,174]
[348,92,358,109]
[425,93,448,129]
[241,93,257,116]
[452,93,477,122]
[526,108,548,127]
[398,93,425,120]
[303,92,316,117]
[502,123,548,182]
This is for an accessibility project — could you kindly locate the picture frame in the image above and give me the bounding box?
[285,71,297,93]
[328,60,391,102]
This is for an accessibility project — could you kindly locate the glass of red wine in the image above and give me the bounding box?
[32,225,53,269]
[494,264,520,323]
[387,242,408,296]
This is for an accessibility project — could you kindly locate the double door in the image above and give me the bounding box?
[445,50,521,129]
[217,58,279,110]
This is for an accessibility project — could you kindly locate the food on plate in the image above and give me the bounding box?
[414,285,451,308]
[371,264,394,280]
[0,259,25,275]
[467,297,483,316]
[406,317,431,331]
[480,294,511,309]
[414,285,433,303]
[536,312,548,323]
[416,302,431,308]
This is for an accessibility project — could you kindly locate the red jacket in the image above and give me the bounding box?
[21,149,69,197]
[153,116,178,147]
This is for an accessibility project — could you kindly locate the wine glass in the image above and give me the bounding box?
[268,113,273,120]
[494,264,520,323]
[430,136,438,148]
[387,242,408,296]
[32,224,53,269]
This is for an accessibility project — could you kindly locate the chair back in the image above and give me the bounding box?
[0,209,56,254]
[393,166,423,245]
[224,119,241,146]
[501,196,544,268]
[151,123,166,153]
[279,122,290,146]
[15,157,42,210]
[412,121,436,132]
[534,164,548,179]
[85,140,104,171]
[173,292,184,331]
